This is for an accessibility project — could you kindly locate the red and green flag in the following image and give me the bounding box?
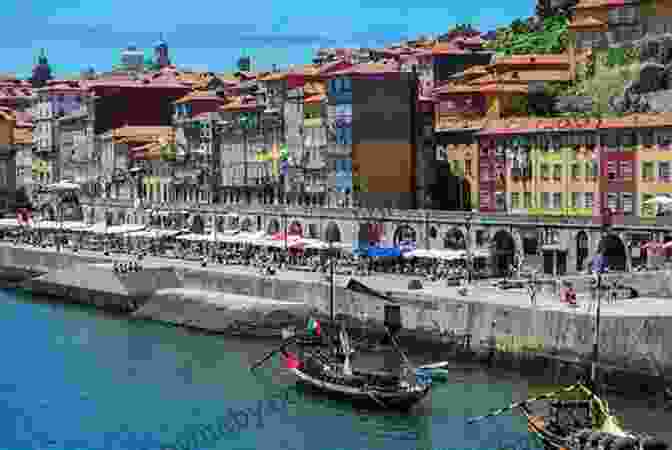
[307,318,321,336]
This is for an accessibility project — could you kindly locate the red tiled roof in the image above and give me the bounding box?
[0,107,15,122]
[304,94,325,104]
[568,16,608,29]
[174,91,226,104]
[431,43,468,55]
[493,54,571,66]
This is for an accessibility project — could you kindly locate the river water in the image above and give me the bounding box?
[0,287,670,450]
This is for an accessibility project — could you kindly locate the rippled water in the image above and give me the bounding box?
[0,287,670,450]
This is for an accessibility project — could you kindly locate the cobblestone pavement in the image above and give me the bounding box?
[3,242,670,318]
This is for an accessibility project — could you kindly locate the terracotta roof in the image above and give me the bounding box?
[436,116,490,130]
[304,81,325,96]
[478,83,529,94]
[258,72,287,82]
[304,94,326,104]
[220,96,260,111]
[568,16,608,29]
[0,107,15,122]
[431,43,468,55]
[493,54,571,66]
[575,0,625,8]
[174,91,226,104]
[13,127,32,145]
[112,126,174,143]
[327,62,400,78]
[473,69,572,83]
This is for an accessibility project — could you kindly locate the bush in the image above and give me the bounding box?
[486,16,568,55]
[571,62,641,116]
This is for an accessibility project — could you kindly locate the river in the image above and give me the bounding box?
[0,287,670,450]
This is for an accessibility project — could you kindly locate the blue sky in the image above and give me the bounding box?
[4,0,534,79]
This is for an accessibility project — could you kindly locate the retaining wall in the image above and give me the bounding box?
[1,245,671,376]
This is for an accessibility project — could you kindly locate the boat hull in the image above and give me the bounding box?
[289,368,430,410]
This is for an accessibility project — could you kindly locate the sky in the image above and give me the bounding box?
[3,0,535,79]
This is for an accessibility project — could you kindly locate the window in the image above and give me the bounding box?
[584,192,594,208]
[541,164,550,178]
[642,193,656,215]
[641,130,654,146]
[553,164,562,180]
[465,160,472,176]
[659,161,670,181]
[607,192,619,210]
[524,192,532,208]
[642,161,655,180]
[622,192,634,215]
[511,192,520,209]
[542,192,551,209]
[552,192,562,209]
[620,160,633,180]
[622,132,636,147]
[572,192,582,208]
[571,163,581,179]
[591,161,598,178]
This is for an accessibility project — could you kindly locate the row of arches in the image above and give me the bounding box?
[75,206,630,274]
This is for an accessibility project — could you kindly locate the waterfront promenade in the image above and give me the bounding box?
[2,242,671,319]
[2,241,672,380]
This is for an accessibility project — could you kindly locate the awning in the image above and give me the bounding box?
[128,229,183,238]
[0,218,19,228]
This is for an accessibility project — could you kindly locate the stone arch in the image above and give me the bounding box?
[105,210,114,226]
[490,229,516,277]
[41,204,56,221]
[576,230,590,272]
[240,216,253,232]
[117,210,125,224]
[597,233,627,271]
[324,221,342,243]
[307,223,319,239]
[190,215,205,234]
[357,222,384,247]
[393,224,417,247]
[443,227,466,250]
[215,216,225,232]
[288,220,303,237]
[267,218,281,235]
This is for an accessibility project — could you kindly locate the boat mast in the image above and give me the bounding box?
[591,261,603,393]
[330,243,335,324]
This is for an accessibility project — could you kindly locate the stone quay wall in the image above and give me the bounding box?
[1,244,671,380]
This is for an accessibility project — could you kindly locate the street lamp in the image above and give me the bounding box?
[465,211,474,284]
[325,223,341,324]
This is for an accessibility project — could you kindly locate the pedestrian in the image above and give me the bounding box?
[528,273,537,306]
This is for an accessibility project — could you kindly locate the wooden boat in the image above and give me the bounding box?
[286,352,431,410]
[252,275,433,411]
[468,382,669,450]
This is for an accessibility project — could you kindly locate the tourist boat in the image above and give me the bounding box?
[468,382,669,450]
[252,272,432,411]
[279,325,431,410]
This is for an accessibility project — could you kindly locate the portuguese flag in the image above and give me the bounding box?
[307,318,321,336]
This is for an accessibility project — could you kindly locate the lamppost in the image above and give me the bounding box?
[325,226,340,325]
[465,211,474,284]
[590,251,606,394]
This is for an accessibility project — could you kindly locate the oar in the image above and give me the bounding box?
[467,383,583,424]
[250,336,298,372]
